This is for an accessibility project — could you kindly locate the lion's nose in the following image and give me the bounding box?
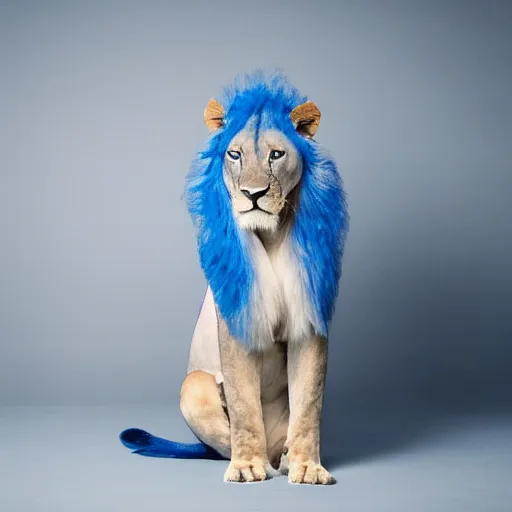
[240,185,270,203]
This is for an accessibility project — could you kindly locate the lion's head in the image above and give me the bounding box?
[204,97,321,232]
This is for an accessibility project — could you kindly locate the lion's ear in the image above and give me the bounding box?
[204,98,225,132]
[290,101,321,138]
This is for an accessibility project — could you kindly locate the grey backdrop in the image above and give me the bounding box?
[1,0,511,414]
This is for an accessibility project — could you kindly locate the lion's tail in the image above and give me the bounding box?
[119,428,224,459]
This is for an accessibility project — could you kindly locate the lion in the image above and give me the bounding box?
[120,71,348,485]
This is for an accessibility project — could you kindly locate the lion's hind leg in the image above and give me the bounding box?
[180,370,231,459]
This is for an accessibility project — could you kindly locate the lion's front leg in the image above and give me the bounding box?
[217,310,275,483]
[281,335,336,485]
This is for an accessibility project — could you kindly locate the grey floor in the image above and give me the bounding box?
[1,405,510,512]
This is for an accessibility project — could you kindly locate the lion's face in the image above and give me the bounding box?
[223,125,302,232]
[203,97,322,232]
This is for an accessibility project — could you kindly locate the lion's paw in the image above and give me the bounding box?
[224,458,274,483]
[288,461,336,485]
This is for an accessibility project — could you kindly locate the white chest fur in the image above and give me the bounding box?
[246,232,314,349]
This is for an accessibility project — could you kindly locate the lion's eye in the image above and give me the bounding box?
[227,150,241,161]
[269,150,285,161]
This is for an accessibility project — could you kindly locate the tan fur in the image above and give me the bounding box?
[280,335,335,484]
[204,98,225,132]
[180,371,231,459]
[180,98,334,485]
[290,101,321,137]
[216,306,277,481]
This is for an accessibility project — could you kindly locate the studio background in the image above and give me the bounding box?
[1,1,511,511]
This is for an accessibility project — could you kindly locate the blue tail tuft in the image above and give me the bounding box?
[119,428,224,459]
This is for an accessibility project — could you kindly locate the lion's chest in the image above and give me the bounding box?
[250,234,313,346]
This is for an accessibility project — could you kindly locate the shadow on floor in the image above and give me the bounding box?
[321,403,450,470]
[321,398,512,470]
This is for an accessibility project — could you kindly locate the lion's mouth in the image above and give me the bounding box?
[239,205,273,215]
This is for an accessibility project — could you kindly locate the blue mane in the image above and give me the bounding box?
[185,71,348,346]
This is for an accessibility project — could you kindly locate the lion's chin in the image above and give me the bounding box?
[235,209,279,232]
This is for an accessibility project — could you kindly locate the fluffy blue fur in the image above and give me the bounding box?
[119,428,224,459]
[185,71,348,345]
